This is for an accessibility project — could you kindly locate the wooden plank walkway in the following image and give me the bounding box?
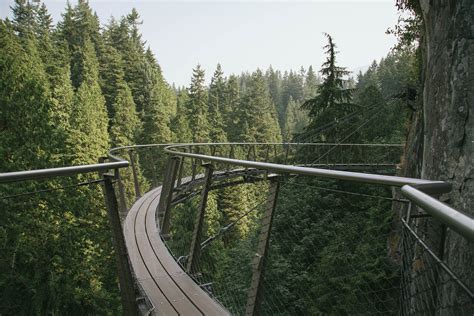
[123,186,231,315]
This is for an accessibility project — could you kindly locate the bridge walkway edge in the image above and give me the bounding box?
[123,186,231,316]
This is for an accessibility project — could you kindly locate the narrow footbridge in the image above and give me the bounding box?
[1,143,472,315]
[106,143,473,315]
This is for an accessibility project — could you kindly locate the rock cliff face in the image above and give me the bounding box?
[403,0,473,312]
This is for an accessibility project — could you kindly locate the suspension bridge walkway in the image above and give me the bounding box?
[1,142,472,315]
[108,143,473,315]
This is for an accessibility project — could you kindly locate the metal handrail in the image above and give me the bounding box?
[0,161,129,183]
[157,143,472,242]
[107,142,403,162]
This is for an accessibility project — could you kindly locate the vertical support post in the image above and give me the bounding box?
[149,149,159,188]
[245,179,280,316]
[187,163,214,273]
[284,143,290,164]
[115,168,128,220]
[158,156,180,236]
[102,173,139,316]
[176,157,184,187]
[191,148,198,181]
[128,150,141,198]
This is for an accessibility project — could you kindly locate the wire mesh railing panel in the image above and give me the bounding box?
[165,179,270,315]
[258,176,401,315]
[400,209,474,315]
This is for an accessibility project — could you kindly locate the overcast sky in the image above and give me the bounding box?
[0,0,399,86]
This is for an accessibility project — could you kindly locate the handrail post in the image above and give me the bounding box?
[148,148,159,188]
[115,168,128,220]
[245,178,280,316]
[187,163,214,273]
[102,172,139,316]
[159,156,180,236]
[176,156,184,187]
[128,150,141,198]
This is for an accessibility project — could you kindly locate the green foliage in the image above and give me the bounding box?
[260,178,399,315]
[282,96,308,141]
[238,69,282,142]
[0,17,120,314]
[222,75,241,142]
[187,65,210,143]
[208,64,228,142]
[171,90,192,142]
[302,33,356,140]
[1,1,419,314]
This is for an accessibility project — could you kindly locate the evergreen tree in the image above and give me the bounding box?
[302,33,355,140]
[266,66,282,122]
[223,74,241,141]
[187,65,210,143]
[172,89,192,143]
[10,0,36,40]
[208,64,228,142]
[239,69,282,142]
[283,96,309,141]
[304,65,320,99]
[57,0,101,89]
[69,38,109,164]
[0,20,53,171]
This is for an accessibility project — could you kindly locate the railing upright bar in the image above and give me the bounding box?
[187,163,214,273]
[159,156,180,236]
[128,150,141,199]
[149,148,159,188]
[102,172,139,316]
[115,168,128,219]
[245,178,280,316]
[176,157,184,187]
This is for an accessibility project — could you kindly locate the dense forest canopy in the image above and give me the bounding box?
[0,0,452,314]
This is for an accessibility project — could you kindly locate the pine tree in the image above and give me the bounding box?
[10,0,36,40]
[208,64,228,142]
[172,90,192,142]
[304,65,320,99]
[239,69,282,142]
[0,20,53,171]
[302,33,355,140]
[57,0,101,89]
[283,96,308,141]
[69,38,109,164]
[266,66,282,122]
[187,65,210,143]
[223,74,241,141]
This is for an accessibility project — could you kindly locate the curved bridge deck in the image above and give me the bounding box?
[123,186,230,315]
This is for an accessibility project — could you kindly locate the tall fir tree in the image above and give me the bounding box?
[208,64,228,142]
[172,89,192,142]
[301,33,355,141]
[187,65,210,143]
[304,65,320,99]
[223,74,241,141]
[239,69,282,142]
[69,38,109,164]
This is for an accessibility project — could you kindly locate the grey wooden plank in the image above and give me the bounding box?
[123,188,179,316]
[134,191,202,315]
[145,190,231,316]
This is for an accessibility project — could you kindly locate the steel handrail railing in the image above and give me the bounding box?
[0,161,129,183]
[158,143,473,242]
[107,142,403,162]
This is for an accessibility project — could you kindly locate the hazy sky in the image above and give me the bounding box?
[0,0,399,86]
